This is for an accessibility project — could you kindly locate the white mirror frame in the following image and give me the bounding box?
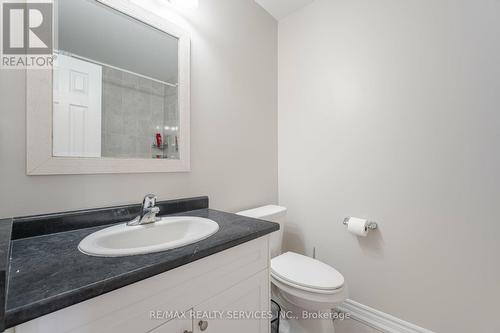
[27,0,190,175]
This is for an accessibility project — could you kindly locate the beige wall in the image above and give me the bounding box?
[278,1,500,332]
[0,0,278,218]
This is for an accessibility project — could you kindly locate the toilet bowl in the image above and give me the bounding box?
[237,206,348,333]
[271,252,347,311]
[271,252,347,333]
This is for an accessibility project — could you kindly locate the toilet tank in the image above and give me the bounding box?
[236,205,287,258]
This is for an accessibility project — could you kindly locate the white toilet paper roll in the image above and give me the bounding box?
[347,217,369,237]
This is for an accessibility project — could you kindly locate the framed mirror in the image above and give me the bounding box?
[27,0,190,175]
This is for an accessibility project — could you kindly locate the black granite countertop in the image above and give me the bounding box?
[0,218,12,332]
[2,198,279,329]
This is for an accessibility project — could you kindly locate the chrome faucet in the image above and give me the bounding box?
[127,194,160,226]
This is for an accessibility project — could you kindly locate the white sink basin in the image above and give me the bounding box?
[78,216,219,257]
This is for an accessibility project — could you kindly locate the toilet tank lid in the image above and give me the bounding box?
[236,205,287,220]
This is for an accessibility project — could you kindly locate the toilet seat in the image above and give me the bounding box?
[271,252,345,293]
[271,272,343,294]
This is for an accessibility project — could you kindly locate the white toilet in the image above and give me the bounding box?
[237,205,347,333]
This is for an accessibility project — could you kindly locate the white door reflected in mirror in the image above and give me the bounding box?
[53,54,102,157]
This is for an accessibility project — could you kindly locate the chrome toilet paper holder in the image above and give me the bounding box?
[343,217,378,230]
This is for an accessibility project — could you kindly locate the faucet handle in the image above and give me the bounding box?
[142,194,157,209]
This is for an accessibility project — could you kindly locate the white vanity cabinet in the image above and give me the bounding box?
[12,237,271,333]
[150,270,269,333]
[192,270,270,333]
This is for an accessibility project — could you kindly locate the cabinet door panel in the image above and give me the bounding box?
[194,270,270,333]
[149,315,192,333]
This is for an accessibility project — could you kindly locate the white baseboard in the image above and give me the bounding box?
[336,300,435,333]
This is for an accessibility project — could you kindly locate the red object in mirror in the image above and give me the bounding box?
[156,133,162,148]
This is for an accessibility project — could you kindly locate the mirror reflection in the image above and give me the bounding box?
[53,0,180,159]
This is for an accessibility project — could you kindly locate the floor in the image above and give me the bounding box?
[335,319,383,333]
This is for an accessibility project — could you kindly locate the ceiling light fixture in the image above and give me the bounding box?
[168,0,199,10]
